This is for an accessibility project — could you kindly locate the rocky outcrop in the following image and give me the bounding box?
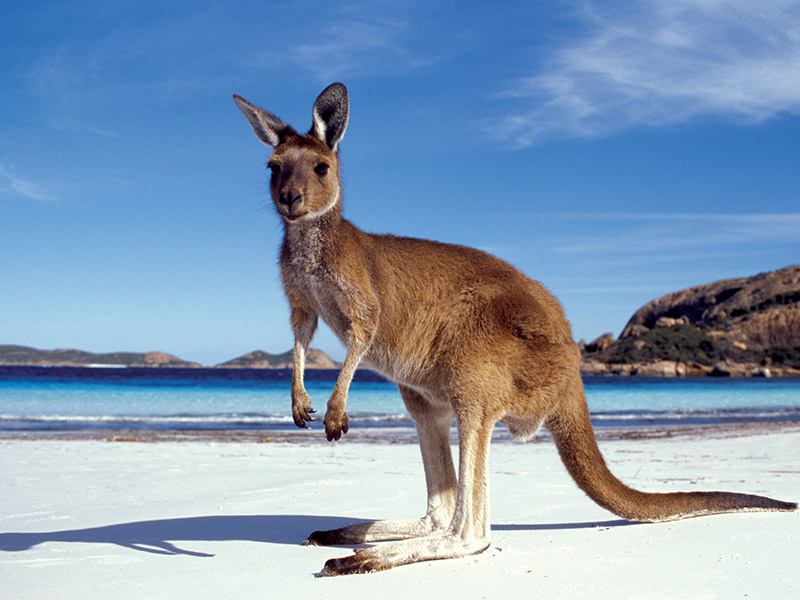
[582,265,800,377]
[584,333,615,353]
[620,264,800,350]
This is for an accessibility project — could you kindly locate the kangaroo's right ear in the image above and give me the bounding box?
[311,83,349,152]
[233,95,298,148]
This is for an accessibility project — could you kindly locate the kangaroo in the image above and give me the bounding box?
[233,83,797,576]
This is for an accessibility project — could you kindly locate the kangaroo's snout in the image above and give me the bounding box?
[278,189,303,209]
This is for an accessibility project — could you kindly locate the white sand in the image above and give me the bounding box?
[1,427,798,599]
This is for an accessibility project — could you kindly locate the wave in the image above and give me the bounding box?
[1,405,797,433]
[592,408,800,420]
[590,406,800,427]
[0,411,415,432]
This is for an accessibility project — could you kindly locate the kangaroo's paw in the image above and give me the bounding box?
[323,408,349,441]
[291,390,315,428]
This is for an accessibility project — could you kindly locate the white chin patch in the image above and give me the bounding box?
[306,186,340,220]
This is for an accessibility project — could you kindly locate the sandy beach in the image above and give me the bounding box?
[2,423,798,599]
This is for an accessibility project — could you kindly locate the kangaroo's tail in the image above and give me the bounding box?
[545,379,797,522]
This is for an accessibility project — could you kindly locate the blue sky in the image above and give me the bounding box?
[2,0,799,365]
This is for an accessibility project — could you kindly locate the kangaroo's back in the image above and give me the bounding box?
[341,230,575,388]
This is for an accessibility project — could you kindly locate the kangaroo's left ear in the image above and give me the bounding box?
[311,83,349,151]
[233,95,298,148]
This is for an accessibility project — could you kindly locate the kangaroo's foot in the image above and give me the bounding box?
[305,515,447,546]
[317,532,490,576]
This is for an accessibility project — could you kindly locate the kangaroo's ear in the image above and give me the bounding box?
[311,83,349,151]
[233,95,298,148]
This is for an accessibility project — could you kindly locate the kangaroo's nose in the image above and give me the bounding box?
[278,189,303,208]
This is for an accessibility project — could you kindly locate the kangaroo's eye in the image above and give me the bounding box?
[268,162,280,177]
[314,163,329,177]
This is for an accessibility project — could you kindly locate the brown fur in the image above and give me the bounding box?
[234,84,797,576]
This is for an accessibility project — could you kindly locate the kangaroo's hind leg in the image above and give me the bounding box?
[305,385,457,545]
[319,397,495,576]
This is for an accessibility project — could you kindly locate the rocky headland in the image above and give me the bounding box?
[581,264,800,377]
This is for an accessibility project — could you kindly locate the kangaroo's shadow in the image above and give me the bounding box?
[0,515,369,557]
[1,516,636,558]
[492,519,635,532]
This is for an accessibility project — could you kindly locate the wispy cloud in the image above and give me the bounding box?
[493,0,800,146]
[0,164,58,202]
[252,1,436,83]
[289,17,420,82]
[551,212,800,256]
[23,4,230,135]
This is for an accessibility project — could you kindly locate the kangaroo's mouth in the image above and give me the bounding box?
[283,214,301,222]
[282,210,308,222]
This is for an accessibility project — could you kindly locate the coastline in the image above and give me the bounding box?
[2,418,798,444]
[4,360,800,377]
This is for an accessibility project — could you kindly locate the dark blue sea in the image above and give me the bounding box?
[1,366,798,434]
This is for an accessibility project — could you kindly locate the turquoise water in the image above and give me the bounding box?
[1,366,798,433]
[583,376,800,426]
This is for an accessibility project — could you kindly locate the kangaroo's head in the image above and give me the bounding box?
[234,83,349,223]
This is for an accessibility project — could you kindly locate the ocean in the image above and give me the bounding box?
[0,366,798,435]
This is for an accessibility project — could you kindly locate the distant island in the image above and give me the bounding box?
[0,345,338,370]
[215,348,339,369]
[3,265,798,377]
[0,346,205,369]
